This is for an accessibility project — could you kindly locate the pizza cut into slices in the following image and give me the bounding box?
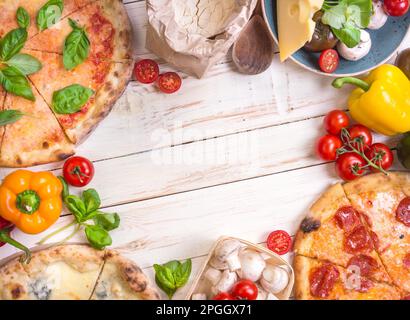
[90,250,160,300]
[25,0,133,62]
[26,49,132,144]
[294,183,392,284]
[0,87,74,167]
[294,256,402,300]
[343,173,410,294]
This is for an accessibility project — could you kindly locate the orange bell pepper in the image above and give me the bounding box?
[0,170,63,234]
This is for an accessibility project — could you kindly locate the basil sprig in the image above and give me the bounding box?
[0,28,27,61]
[0,110,25,126]
[52,84,94,114]
[0,66,35,101]
[63,19,91,70]
[17,7,30,29]
[154,260,192,299]
[37,0,64,31]
[6,54,42,75]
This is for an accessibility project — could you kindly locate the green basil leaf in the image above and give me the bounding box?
[0,110,24,127]
[322,2,348,29]
[154,264,177,299]
[0,28,28,61]
[51,84,94,114]
[332,25,361,48]
[63,19,90,70]
[57,176,69,200]
[65,195,86,222]
[17,7,30,29]
[37,0,64,31]
[85,225,112,250]
[82,189,101,214]
[0,66,34,101]
[345,0,373,28]
[6,54,42,75]
[93,213,120,231]
[163,260,181,273]
[174,259,192,288]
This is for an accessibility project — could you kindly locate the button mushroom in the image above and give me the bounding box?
[368,0,388,30]
[212,270,238,295]
[210,239,242,271]
[204,267,222,286]
[256,284,268,300]
[260,265,290,294]
[236,249,266,282]
[192,293,207,300]
[266,293,279,300]
[337,30,372,61]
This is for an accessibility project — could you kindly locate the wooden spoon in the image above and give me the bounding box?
[233,15,275,75]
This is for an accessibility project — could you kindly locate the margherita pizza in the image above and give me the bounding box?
[0,0,133,167]
[295,173,410,300]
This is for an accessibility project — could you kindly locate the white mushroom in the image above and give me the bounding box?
[236,249,266,282]
[266,293,279,300]
[337,30,372,61]
[212,270,238,295]
[204,267,222,286]
[368,0,388,30]
[209,257,228,270]
[210,239,242,271]
[260,265,290,294]
[256,284,268,300]
[192,293,207,300]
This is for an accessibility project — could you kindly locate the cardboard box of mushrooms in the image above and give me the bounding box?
[186,237,294,300]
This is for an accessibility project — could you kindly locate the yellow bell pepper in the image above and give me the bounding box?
[0,170,63,234]
[332,64,410,136]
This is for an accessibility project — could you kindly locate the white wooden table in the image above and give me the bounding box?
[0,0,409,300]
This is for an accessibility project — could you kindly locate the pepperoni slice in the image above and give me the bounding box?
[310,264,340,298]
[334,206,361,232]
[355,278,373,293]
[403,253,410,269]
[403,295,410,300]
[370,231,381,251]
[347,255,378,277]
[344,225,372,254]
[396,197,410,227]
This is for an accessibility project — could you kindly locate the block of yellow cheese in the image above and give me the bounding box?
[277,0,324,62]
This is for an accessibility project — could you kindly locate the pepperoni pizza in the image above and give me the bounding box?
[295,173,410,300]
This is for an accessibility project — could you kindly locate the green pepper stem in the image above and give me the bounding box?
[332,77,370,92]
[0,229,31,264]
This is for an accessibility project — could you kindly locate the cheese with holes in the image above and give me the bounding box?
[278,0,324,62]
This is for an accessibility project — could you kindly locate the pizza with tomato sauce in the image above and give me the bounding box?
[295,173,410,300]
[0,0,133,167]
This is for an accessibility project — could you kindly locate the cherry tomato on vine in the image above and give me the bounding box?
[134,59,160,84]
[158,72,182,94]
[231,280,258,300]
[319,49,339,73]
[384,0,409,16]
[336,152,366,181]
[213,292,236,300]
[317,134,343,161]
[63,156,95,187]
[365,143,394,171]
[267,230,292,255]
[324,110,350,135]
[348,125,373,149]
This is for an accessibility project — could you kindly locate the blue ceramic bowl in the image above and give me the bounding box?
[262,0,410,77]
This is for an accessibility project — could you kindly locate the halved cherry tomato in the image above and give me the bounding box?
[63,156,95,187]
[267,230,292,255]
[317,134,343,161]
[365,143,394,171]
[231,280,258,300]
[324,110,350,135]
[384,0,409,16]
[213,292,236,300]
[335,152,366,181]
[134,59,160,84]
[158,72,182,94]
[348,125,373,150]
[319,49,339,73]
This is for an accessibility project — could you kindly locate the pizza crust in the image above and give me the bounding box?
[293,255,312,300]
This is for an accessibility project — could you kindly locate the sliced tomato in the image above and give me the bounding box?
[267,230,292,255]
[134,59,159,84]
[158,72,182,94]
[319,49,339,74]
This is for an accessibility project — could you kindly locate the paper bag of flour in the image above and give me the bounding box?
[146,0,258,78]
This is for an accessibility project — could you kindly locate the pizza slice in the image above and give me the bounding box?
[343,173,410,294]
[25,0,133,62]
[26,49,132,144]
[294,183,392,284]
[90,250,160,300]
[294,256,402,300]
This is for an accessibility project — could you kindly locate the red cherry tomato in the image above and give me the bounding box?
[231,280,258,300]
[384,0,409,16]
[158,72,182,94]
[348,125,373,149]
[267,230,292,255]
[336,152,367,181]
[324,110,350,135]
[319,49,339,73]
[134,59,160,84]
[63,156,95,187]
[317,134,343,161]
[213,292,236,300]
[365,143,394,172]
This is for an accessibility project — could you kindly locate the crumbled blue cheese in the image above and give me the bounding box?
[29,278,52,300]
